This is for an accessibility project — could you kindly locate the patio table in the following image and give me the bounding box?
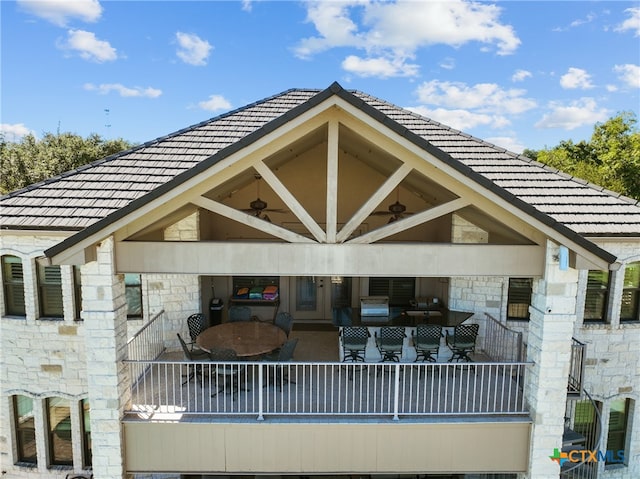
[196,321,286,357]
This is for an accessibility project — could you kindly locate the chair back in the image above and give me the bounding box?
[415,324,442,347]
[209,347,239,377]
[341,326,369,349]
[228,306,252,322]
[274,312,294,336]
[378,326,406,349]
[454,323,479,344]
[208,347,238,361]
[187,313,207,341]
[276,338,299,361]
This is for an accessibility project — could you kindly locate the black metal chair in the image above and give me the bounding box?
[209,347,247,397]
[274,311,294,337]
[446,323,479,362]
[413,324,442,362]
[177,333,209,385]
[264,338,299,389]
[340,326,369,362]
[228,305,252,322]
[186,313,207,349]
[375,326,406,362]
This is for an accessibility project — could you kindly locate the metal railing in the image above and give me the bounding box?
[483,313,524,362]
[127,310,166,386]
[560,390,602,479]
[124,360,531,420]
[568,338,586,396]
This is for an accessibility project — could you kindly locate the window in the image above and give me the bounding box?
[13,395,36,464]
[37,264,63,318]
[46,397,72,466]
[606,398,631,465]
[369,277,415,307]
[81,399,92,467]
[2,255,26,316]
[74,266,83,320]
[125,273,143,319]
[507,278,532,321]
[584,270,610,322]
[620,262,640,322]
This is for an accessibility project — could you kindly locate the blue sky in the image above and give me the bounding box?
[1,1,639,153]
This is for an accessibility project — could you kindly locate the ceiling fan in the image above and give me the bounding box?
[371,188,414,223]
[241,174,287,222]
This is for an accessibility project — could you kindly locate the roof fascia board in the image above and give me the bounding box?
[44,81,616,267]
[327,89,617,266]
[44,99,339,262]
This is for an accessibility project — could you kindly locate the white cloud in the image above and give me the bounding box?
[484,136,525,154]
[198,95,232,112]
[407,106,499,131]
[0,123,33,140]
[615,7,640,36]
[511,69,531,82]
[614,64,640,89]
[560,67,594,89]
[84,83,162,98]
[342,55,418,78]
[175,32,212,66]
[439,57,456,70]
[415,80,537,115]
[17,0,102,27]
[294,0,520,78]
[535,98,609,130]
[58,29,117,62]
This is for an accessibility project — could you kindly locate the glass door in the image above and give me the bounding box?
[292,276,352,321]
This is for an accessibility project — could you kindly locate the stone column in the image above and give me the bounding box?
[524,241,579,478]
[81,236,129,478]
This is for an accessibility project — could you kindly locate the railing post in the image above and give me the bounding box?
[392,363,400,420]
[257,363,264,421]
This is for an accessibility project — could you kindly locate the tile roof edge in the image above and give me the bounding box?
[42,86,335,259]
[40,81,620,266]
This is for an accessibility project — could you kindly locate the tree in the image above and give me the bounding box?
[528,112,640,201]
[0,132,134,195]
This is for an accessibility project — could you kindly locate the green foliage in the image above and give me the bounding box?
[529,112,640,201]
[0,132,134,195]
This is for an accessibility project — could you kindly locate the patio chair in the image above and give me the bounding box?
[177,333,209,385]
[413,324,442,362]
[209,347,247,397]
[186,313,207,348]
[274,311,294,337]
[340,326,369,362]
[264,338,299,389]
[375,326,406,362]
[228,305,252,322]
[445,323,479,362]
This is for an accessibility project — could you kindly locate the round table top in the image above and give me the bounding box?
[196,321,287,357]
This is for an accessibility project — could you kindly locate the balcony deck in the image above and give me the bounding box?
[126,331,529,420]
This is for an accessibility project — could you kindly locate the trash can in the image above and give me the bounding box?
[209,298,224,326]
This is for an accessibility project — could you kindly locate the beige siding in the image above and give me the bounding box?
[124,420,531,474]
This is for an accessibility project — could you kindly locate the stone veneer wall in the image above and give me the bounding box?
[0,233,91,476]
[573,240,640,478]
[0,213,203,477]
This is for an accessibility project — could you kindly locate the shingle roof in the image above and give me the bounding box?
[2,83,640,240]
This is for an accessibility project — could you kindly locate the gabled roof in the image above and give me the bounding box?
[2,83,639,262]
